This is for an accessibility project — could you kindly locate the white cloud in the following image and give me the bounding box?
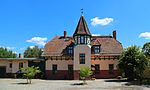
[91,17,114,26]
[26,37,47,46]
[29,46,35,48]
[92,34,101,36]
[0,46,15,50]
[139,32,150,39]
[6,47,15,50]
[19,47,25,51]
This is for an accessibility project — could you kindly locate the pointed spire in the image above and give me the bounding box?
[73,15,91,36]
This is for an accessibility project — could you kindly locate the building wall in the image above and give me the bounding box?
[91,59,118,70]
[73,45,91,79]
[46,60,73,79]
[12,60,28,73]
[46,60,73,70]
[0,60,12,73]
[74,45,91,70]
[91,59,120,78]
[0,60,28,77]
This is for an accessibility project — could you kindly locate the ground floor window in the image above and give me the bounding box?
[109,64,114,74]
[9,63,12,68]
[95,64,100,74]
[52,64,57,74]
[68,65,73,74]
[19,62,23,69]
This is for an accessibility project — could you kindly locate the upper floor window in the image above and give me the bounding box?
[80,36,85,44]
[68,46,73,55]
[93,45,100,54]
[79,54,85,64]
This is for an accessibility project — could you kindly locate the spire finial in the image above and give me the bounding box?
[81,8,83,16]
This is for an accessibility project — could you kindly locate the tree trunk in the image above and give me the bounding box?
[29,79,32,84]
[27,77,29,84]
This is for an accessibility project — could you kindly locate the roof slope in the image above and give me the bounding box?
[73,16,91,36]
[92,36,123,55]
[43,36,123,56]
[42,36,74,56]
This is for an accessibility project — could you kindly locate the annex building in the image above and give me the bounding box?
[42,15,123,80]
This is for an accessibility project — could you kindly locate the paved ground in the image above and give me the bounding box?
[0,79,149,90]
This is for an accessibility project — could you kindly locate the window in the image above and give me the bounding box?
[9,63,12,68]
[93,45,100,54]
[80,36,85,44]
[52,64,57,74]
[68,65,73,74]
[109,64,114,74]
[79,54,85,64]
[95,64,100,73]
[68,46,73,55]
[19,62,23,69]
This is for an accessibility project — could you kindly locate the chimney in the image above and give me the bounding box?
[19,53,22,58]
[64,31,67,38]
[113,30,116,39]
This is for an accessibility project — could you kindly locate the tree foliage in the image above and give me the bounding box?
[80,66,93,84]
[24,46,43,58]
[118,45,148,80]
[20,66,41,84]
[142,42,150,58]
[0,47,17,58]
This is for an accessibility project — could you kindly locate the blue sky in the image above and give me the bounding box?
[0,0,150,54]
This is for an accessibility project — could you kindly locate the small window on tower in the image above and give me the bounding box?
[80,36,85,44]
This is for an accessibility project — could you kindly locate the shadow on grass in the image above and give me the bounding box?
[105,79,127,82]
[71,83,85,86]
[12,82,30,85]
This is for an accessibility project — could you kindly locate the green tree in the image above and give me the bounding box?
[0,47,17,58]
[142,42,150,58]
[20,66,41,84]
[24,46,43,58]
[80,66,93,84]
[142,42,150,79]
[118,45,148,81]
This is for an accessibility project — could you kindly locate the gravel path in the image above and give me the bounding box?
[0,79,149,90]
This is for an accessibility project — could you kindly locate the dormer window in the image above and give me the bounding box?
[80,36,85,44]
[93,45,100,54]
[68,46,73,55]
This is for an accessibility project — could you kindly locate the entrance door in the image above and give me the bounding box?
[0,66,6,78]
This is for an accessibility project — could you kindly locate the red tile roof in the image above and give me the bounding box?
[92,36,123,54]
[42,36,123,56]
[42,36,74,56]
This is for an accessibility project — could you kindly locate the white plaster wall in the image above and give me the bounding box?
[12,61,28,73]
[46,60,73,70]
[91,59,118,70]
[0,60,12,73]
[0,60,28,73]
[74,45,91,70]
